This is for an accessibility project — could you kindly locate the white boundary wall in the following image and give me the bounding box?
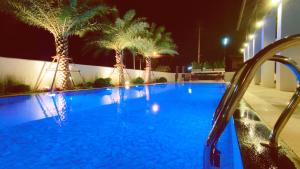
[0,56,175,89]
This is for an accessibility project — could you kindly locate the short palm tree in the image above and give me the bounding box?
[135,25,178,83]
[90,10,149,86]
[1,0,113,90]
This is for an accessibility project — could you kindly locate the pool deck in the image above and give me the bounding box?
[244,84,300,158]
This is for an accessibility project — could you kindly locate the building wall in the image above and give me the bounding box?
[243,0,300,91]
[0,57,176,90]
[254,29,262,85]
[261,10,277,88]
[276,0,300,91]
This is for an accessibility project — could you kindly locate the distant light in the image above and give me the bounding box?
[255,20,264,28]
[47,93,56,97]
[271,0,280,6]
[249,34,255,40]
[187,66,192,71]
[125,81,130,86]
[188,88,192,94]
[243,43,248,47]
[151,103,159,114]
[240,48,245,53]
[222,37,230,46]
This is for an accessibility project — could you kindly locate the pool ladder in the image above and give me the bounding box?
[204,34,300,168]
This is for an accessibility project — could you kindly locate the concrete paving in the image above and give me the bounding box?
[244,84,300,158]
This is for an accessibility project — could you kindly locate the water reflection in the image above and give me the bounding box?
[35,93,68,126]
[145,85,150,101]
[188,87,192,94]
[151,103,160,114]
[0,84,177,128]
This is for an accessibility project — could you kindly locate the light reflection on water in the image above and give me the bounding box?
[0,84,173,128]
[0,83,242,169]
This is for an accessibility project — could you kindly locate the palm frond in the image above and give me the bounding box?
[70,0,77,9]
[3,0,113,38]
[123,9,135,22]
[134,24,178,58]
[89,9,149,53]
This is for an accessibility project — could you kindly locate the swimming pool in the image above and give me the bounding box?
[0,83,242,169]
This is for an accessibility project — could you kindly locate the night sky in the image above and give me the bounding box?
[0,0,243,70]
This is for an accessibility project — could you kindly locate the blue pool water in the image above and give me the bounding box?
[0,83,242,169]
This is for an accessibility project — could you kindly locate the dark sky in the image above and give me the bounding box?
[0,0,243,70]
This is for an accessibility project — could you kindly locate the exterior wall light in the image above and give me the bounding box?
[249,34,255,40]
[243,43,248,47]
[271,0,280,7]
[256,20,264,28]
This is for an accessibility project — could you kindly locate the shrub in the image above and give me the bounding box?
[86,82,94,88]
[131,77,144,84]
[76,81,94,89]
[0,77,31,94]
[0,81,4,95]
[203,62,212,69]
[6,84,31,93]
[214,61,225,68]
[156,77,167,83]
[94,78,112,88]
[192,62,202,69]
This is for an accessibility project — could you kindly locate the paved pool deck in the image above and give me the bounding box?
[244,84,300,158]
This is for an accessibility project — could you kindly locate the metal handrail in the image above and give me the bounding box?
[212,60,249,123]
[204,34,300,168]
[267,55,300,148]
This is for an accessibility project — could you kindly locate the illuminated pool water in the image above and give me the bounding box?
[0,83,243,169]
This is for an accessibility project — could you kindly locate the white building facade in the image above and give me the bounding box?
[243,0,300,92]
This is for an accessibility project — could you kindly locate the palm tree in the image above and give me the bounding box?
[1,0,113,90]
[90,10,149,86]
[135,24,178,83]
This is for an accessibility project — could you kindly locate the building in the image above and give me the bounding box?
[238,0,300,91]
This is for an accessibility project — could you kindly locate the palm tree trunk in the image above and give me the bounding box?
[144,57,151,83]
[51,93,67,125]
[55,35,73,90]
[114,50,125,86]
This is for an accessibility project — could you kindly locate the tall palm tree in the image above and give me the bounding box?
[135,24,178,83]
[90,10,149,86]
[1,0,113,90]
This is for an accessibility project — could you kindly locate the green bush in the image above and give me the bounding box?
[214,61,225,68]
[94,78,112,88]
[0,81,4,95]
[203,62,212,69]
[192,62,202,69]
[86,82,94,88]
[0,77,31,94]
[131,77,144,85]
[6,84,31,93]
[76,81,94,89]
[156,77,167,83]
